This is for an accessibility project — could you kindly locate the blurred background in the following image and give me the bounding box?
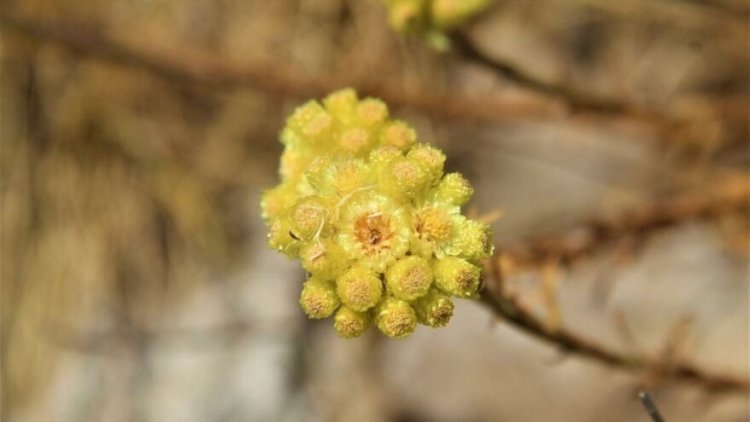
[1,0,749,421]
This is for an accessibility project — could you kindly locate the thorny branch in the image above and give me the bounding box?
[481,173,750,391]
[495,173,750,273]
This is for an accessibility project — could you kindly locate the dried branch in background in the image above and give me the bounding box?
[480,173,750,391]
[495,172,750,275]
[450,32,666,120]
[1,14,563,123]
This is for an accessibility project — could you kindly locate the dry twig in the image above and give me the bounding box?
[481,174,750,391]
[495,173,750,274]
[1,14,564,123]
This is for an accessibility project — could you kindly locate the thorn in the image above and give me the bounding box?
[638,391,665,422]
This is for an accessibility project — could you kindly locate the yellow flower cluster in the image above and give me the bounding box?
[381,0,492,49]
[261,89,493,339]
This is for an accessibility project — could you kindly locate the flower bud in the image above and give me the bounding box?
[304,156,334,192]
[338,127,375,156]
[324,88,358,124]
[334,306,371,338]
[356,98,389,128]
[329,159,372,195]
[261,184,297,222]
[407,143,445,186]
[412,204,459,258]
[386,256,433,301]
[300,277,340,319]
[432,172,473,206]
[280,148,306,182]
[379,157,431,201]
[300,239,348,280]
[414,288,454,327]
[379,120,416,150]
[368,144,403,170]
[285,101,334,147]
[452,219,493,260]
[291,195,332,240]
[386,0,424,33]
[267,218,300,257]
[433,256,481,298]
[336,266,383,311]
[431,0,490,30]
[375,298,417,338]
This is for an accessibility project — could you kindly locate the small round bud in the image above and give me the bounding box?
[304,156,334,192]
[453,219,493,260]
[291,196,331,240]
[338,127,374,155]
[280,148,306,182]
[433,256,481,298]
[379,157,431,200]
[356,98,389,127]
[407,143,445,186]
[375,298,417,339]
[379,120,416,150]
[285,101,334,146]
[387,1,423,33]
[300,277,340,319]
[330,159,372,195]
[431,0,490,30]
[334,306,371,338]
[300,239,348,280]
[432,172,473,206]
[336,266,383,312]
[414,289,454,327]
[267,218,301,257]
[324,88,358,124]
[412,205,459,257]
[386,256,433,301]
[261,184,296,222]
[368,144,403,169]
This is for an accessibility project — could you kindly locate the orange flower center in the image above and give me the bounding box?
[415,208,451,243]
[354,214,394,253]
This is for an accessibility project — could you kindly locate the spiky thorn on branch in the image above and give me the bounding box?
[480,174,750,391]
[495,173,750,276]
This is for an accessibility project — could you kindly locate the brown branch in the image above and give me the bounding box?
[450,32,664,122]
[480,283,748,391]
[496,173,750,274]
[451,0,750,130]
[0,14,566,123]
[481,174,750,392]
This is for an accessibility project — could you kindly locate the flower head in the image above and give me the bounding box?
[411,203,462,258]
[334,306,371,338]
[336,266,383,311]
[300,239,348,280]
[300,277,340,319]
[338,192,410,272]
[433,256,482,298]
[414,288,454,327]
[386,256,433,301]
[262,88,495,339]
[375,298,418,339]
[431,172,473,206]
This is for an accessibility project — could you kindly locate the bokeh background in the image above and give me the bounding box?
[1,0,749,421]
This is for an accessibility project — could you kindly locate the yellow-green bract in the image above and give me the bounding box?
[381,0,492,50]
[261,88,493,339]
